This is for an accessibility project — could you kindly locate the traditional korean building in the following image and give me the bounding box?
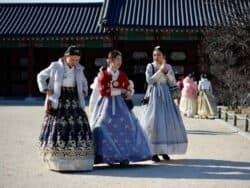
[0,0,249,96]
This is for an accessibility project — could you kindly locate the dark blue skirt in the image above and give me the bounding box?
[90,95,152,164]
[39,87,94,171]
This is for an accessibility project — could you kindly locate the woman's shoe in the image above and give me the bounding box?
[94,155,102,164]
[152,155,161,162]
[120,159,130,166]
[162,154,170,160]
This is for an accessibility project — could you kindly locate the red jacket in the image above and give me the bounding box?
[97,70,130,96]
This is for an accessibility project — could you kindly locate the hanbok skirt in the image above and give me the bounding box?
[39,87,94,171]
[90,95,152,164]
[140,83,188,155]
[179,96,198,117]
[197,90,217,117]
[89,77,100,114]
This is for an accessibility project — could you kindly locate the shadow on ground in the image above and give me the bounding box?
[63,159,250,180]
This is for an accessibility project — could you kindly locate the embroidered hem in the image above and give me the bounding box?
[151,142,188,155]
[44,159,94,171]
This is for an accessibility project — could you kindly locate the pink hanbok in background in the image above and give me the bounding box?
[179,74,198,117]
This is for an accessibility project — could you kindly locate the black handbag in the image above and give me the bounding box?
[169,85,181,99]
[141,96,150,105]
[122,93,134,110]
[124,99,134,110]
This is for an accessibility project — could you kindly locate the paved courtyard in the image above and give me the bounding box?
[0,105,250,188]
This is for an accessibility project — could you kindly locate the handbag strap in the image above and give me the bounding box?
[143,63,155,99]
[151,63,155,74]
[146,63,155,95]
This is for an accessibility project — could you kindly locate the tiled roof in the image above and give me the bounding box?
[100,0,250,29]
[0,3,106,37]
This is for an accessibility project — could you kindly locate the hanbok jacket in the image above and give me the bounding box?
[37,58,88,110]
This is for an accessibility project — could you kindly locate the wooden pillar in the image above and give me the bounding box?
[27,44,34,97]
[10,48,19,96]
[218,107,221,119]
[245,115,249,132]
[233,113,237,126]
[197,41,208,73]
[153,30,161,45]
[111,30,119,49]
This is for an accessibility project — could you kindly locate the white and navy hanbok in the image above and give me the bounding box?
[37,58,94,171]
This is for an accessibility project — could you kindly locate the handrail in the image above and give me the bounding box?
[217,106,249,132]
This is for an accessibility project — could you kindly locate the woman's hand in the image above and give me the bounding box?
[121,89,132,99]
[46,90,54,96]
[45,90,53,113]
[121,88,127,94]
[83,91,88,96]
[125,92,132,100]
[45,99,52,113]
[160,59,168,74]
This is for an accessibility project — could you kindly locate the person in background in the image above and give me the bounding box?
[175,75,185,106]
[179,73,198,117]
[37,46,94,171]
[197,73,217,118]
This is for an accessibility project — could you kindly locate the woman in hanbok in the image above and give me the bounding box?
[197,73,217,118]
[90,50,152,165]
[175,75,184,106]
[37,46,94,171]
[89,66,105,114]
[89,66,135,114]
[179,74,198,117]
[140,46,188,162]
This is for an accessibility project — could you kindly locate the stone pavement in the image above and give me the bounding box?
[0,105,250,188]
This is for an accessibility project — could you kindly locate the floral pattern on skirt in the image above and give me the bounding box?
[39,87,94,171]
[90,96,152,164]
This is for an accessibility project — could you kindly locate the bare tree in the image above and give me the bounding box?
[202,1,250,110]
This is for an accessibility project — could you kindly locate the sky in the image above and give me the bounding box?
[0,0,103,3]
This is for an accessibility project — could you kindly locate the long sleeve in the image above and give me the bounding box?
[48,78,61,107]
[145,63,164,85]
[192,82,198,96]
[82,71,88,95]
[208,81,213,94]
[37,63,54,93]
[165,65,177,87]
[198,81,202,90]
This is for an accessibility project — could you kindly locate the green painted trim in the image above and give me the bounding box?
[127,31,146,40]
[43,40,61,48]
[0,39,110,48]
[170,32,189,40]
[0,41,27,48]
[84,40,104,48]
